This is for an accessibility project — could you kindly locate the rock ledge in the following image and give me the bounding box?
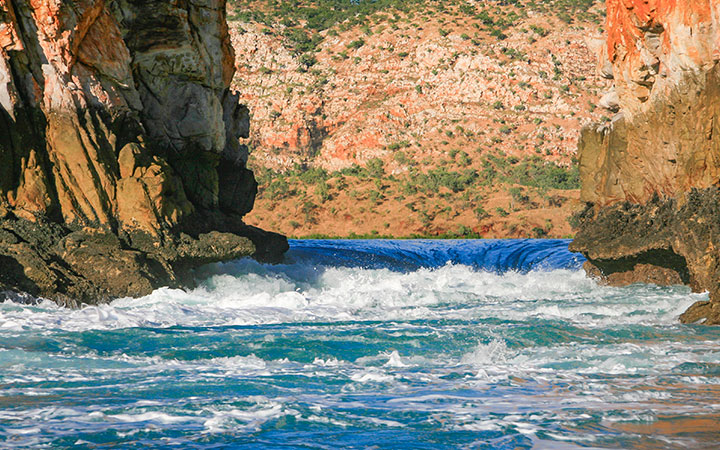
[0,0,287,305]
[571,0,720,324]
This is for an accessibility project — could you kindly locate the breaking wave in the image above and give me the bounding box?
[0,239,716,449]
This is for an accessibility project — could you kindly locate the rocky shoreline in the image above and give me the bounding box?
[0,0,287,305]
[570,187,720,324]
[570,0,720,324]
[0,213,287,306]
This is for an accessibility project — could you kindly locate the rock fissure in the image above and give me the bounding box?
[0,0,287,305]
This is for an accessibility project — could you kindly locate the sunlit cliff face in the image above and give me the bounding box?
[605,0,720,116]
[579,0,720,207]
[0,0,253,233]
[0,1,286,303]
[571,0,720,322]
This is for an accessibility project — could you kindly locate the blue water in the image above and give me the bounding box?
[0,239,718,449]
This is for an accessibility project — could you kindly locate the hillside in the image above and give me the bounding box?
[228,0,610,238]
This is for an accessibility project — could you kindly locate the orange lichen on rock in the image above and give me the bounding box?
[605,0,720,116]
[578,0,720,207]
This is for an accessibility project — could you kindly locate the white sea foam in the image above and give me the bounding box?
[0,246,715,449]
[350,368,396,383]
[0,261,704,332]
[383,350,408,367]
[461,339,510,366]
[109,412,196,424]
[203,403,298,433]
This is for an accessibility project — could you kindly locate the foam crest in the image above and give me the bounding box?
[203,403,296,433]
[0,240,716,450]
[461,339,511,366]
[0,260,703,332]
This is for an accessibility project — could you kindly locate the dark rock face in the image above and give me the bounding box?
[571,0,720,324]
[571,188,720,323]
[0,0,287,305]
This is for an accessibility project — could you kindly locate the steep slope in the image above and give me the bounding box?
[0,0,286,305]
[228,0,610,238]
[570,0,720,323]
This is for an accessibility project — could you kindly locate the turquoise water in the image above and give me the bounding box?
[0,239,719,449]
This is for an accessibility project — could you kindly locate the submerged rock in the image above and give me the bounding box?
[0,0,287,305]
[570,0,720,324]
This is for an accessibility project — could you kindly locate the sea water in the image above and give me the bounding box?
[0,239,718,449]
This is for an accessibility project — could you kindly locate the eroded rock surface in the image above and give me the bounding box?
[570,0,720,324]
[0,0,287,304]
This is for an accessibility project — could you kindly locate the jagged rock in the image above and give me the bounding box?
[0,0,287,305]
[570,0,720,324]
[598,90,619,112]
[680,301,720,326]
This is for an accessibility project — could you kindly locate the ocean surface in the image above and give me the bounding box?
[1,239,719,449]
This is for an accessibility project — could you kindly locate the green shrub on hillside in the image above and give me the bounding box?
[283,28,323,53]
[266,178,291,200]
[388,140,410,151]
[347,39,366,49]
[315,181,331,203]
[408,168,478,193]
[231,0,602,37]
[478,153,579,190]
[366,158,385,178]
[298,167,329,185]
[298,53,318,69]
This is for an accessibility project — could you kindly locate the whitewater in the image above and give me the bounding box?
[0,239,718,449]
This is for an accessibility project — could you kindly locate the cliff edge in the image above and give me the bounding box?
[570,0,720,323]
[0,0,287,306]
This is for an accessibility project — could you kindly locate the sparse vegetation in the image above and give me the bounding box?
[232,0,605,238]
[347,39,366,49]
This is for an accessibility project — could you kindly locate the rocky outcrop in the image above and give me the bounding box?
[570,0,720,324]
[0,0,287,305]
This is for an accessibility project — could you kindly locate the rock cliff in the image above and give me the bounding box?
[0,0,287,305]
[570,0,720,323]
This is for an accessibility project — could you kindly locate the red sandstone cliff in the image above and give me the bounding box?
[570,0,720,323]
[0,0,286,304]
